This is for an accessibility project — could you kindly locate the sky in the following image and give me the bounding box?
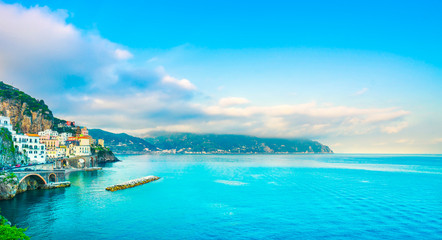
[0,0,441,153]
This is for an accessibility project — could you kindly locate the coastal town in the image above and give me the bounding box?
[0,114,119,201]
[0,115,105,167]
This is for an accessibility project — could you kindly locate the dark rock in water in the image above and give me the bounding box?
[96,149,120,163]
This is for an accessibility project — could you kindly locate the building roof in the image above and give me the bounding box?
[26,134,40,137]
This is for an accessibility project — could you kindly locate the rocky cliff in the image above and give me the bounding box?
[0,101,54,134]
[0,82,56,134]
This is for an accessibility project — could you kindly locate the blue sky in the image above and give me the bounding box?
[0,1,441,153]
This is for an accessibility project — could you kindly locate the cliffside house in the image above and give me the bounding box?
[0,115,46,164]
[0,116,15,134]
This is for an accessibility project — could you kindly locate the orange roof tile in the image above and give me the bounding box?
[26,134,40,137]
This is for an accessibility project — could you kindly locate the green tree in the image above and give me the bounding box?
[0,215,29,240]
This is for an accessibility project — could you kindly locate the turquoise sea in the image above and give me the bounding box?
[1,154,442,239]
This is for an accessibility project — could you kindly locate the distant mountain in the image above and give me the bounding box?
[145,132,333,154]
[88,129,157,154]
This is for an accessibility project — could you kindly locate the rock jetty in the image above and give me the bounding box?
[40,181,71,189]
[85,167,102,171]
[106,176,160,192]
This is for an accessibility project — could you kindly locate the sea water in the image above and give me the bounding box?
[1,154,441,239]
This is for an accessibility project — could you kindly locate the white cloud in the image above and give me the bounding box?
[353,87,368,96]
[0,3,197,104]
[0,3,121,94]
[200,102,410,137]
[161,74,197,91]
[219,97,250,106]
[204,102,408,120]
[381,121,408,134]
[0,2,203,133]
[396,138,415,144]
[114,49,133,60]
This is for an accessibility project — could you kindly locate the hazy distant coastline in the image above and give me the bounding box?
[89,129,333,155]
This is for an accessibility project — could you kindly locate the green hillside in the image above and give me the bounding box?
[145,132,333,154]
[89,129,157,154]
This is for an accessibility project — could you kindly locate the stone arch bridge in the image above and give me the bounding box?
[13,170,66,186]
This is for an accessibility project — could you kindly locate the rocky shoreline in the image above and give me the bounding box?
[96,149,120,163]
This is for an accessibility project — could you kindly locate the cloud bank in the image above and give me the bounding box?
[0,3,412,146]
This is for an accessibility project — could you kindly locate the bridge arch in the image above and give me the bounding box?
[48,173,57,183]
[18,174,47,186]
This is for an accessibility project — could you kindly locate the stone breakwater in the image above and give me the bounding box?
[106,176,160,192]
[85,167,102,171]
[40,181,71,189]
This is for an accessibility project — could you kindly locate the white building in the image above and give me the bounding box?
[47,147,66,159]
[73,145,91,156]
[0,115,46,164]
[57,147,67,158]
[13,134,46,164]
[46,149,57,159]
[0,116,15,134]
[57,132,72,145]
[38,129,59,137]
[79,137,91,146]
